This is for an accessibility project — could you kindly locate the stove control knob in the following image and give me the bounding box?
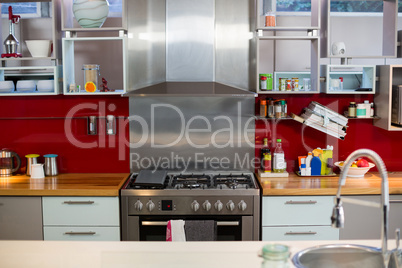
[146,200,155,212]
[203,200,212,211]
[226,200,235,211]
[191,200,200,212]
[215,200,223,211]
[238,200,247,211]
[134,200,143,211]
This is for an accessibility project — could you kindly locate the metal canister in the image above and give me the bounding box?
[44,154,58,176]
[25,154,39,176]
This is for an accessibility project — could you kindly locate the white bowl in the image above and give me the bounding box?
[334,161,375,178]
[26,40,52,57]
[37,80,54,92]
[16,80,36,92]
[0,81,15,93]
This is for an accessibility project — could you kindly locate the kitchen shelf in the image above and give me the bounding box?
[61,0,127,32]
[320,0,398,58]
[62,36,127,95]
[322,65,376,94]
[0,66,61,96]
[255,0,320,94]
[374,65,402,131]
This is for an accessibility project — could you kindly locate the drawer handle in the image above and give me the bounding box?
[63,201,95,205]
[285,200,317,205]
[285,231,317,235]
[64,231,96,235]
[390,200,402,204]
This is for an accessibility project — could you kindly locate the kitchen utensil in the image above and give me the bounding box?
[0,81,15,93]
[1,6,22,58]
[37,80,54,92]
[133,170,167,188]
[44,154,58,176]
[25,154,39,176]
[25,40,52,58]
[0,149,21,176]
[31,164,44,179]
[16,80,36,92]
[334,161,375,178]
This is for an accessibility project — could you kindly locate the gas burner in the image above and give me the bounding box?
[214,174,254,189]
[171,174,212,189]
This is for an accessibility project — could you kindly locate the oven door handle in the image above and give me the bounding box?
[141,221,239,226]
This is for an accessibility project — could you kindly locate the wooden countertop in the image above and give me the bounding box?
[0,173,129,196]
[258,172,402,196]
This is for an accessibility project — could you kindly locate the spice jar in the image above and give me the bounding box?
[285,79,292,91]
[281,100,287,118]
[260,99,267,117]
[292,78,299,91]
[274,101,282,118]
[348,102,357,118]
[260,75,268,91]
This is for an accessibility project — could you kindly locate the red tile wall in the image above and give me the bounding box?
[1,94,399,174]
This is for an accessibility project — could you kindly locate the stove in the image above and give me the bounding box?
[120,171,260,241]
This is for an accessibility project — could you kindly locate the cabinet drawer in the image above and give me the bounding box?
[262,226,339,241]
[262,196,334,226]
[43,197,119,226]
[44,226,120,241]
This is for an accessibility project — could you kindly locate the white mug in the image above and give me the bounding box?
[31,164,45,179]
[332,42,346,56]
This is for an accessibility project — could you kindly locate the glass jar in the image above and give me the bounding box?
[260,99,267,117]
[274,101,282,118]
[261,244,290,268]
[82,64,100,92]
[348,102,357,118]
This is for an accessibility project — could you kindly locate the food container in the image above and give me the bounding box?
[37,80,54,92]
[0,81,15,93]
[16,80,36,92]
[82,64,100,92]
[334,161,375,178]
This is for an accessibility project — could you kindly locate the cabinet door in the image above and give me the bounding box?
[44,226,120,241]
[0,196,43,240]
[339,195,402,240]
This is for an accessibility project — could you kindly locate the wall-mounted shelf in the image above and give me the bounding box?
[320,0,398,58]
[322,65,376,94]
[0,66,61,96]
[62,36,127,95]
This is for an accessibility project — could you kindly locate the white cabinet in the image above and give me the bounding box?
[60,0,128,95]
[255,0,320,94]
[262,196,339,241]
[0,0,62,96]
[0,196,43,240]
[374,65,402,131]
[322,65,376,94]
[42,196,120,241]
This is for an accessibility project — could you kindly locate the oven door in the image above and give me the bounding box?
[124,215,254,241]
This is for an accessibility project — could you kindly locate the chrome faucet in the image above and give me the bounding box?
[331,149,390,267]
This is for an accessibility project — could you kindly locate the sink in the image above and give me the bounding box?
[292,244,389,268]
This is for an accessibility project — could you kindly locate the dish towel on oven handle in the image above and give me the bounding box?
[166,220,186,241]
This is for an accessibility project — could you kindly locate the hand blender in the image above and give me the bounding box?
[1,6,22,58]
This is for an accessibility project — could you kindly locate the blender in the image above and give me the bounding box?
[1,6,22,58]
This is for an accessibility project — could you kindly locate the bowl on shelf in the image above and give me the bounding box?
[16,80,36,92]
[25,40,52,57]
[334,161,375,178]
[0,81,15,93]
[37,80,54,92]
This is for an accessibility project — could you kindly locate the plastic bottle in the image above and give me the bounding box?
[339,77,343,91]
[260,75,267,91]
[273,139,285,173]
[305,152,313,168]
[364,100,371,118]
[356,103,366,118]
[311,156,321,176]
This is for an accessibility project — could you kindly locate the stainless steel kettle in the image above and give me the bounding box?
[0,149,21,176]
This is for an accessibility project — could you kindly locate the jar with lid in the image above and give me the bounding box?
[260,99,267,117]
[285,79,292,91]
[280,78,286,91]
[291,78,299,91]
[281,100,287,118]
[348,102,357,118]
[356,103,366,118]
[260,75,267,91]
[274,101,282,118]
[261,244,290,268]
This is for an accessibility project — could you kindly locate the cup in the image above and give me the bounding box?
[31,164,45,179]
[44,154,58,176]
[25,154,39,176]
[302,78,311,91]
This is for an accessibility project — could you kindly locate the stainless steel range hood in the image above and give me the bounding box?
[126,0,256,95]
